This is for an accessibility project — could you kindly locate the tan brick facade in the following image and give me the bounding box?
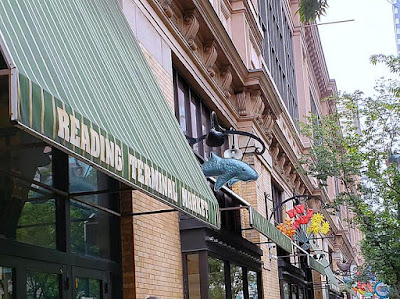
[132,191,184,299]
[126,41,183,299]
[139,43,174,111]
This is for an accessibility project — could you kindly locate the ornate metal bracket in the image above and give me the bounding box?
[185,111,266,155]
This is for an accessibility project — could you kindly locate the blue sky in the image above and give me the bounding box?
[318,0,397,97]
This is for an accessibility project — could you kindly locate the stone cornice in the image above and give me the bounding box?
[271,125,314,194]
[304,25,335,98]
[147,0,284,125]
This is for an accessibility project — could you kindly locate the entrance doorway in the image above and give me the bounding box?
[0,253,114,298]
[0,133,123,298]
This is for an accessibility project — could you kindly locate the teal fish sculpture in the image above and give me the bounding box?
[202,152,259,190]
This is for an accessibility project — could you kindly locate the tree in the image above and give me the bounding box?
[300,55,400,298]
[298,0,329,23]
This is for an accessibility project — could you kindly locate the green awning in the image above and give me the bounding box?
[309,241,339,288]
[308,255,326,275]
[0,0,220,228]
[250,208,293,253]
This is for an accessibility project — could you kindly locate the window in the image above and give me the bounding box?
[184,253,261,299]
[0,130,122,297]
[259,0,298,122]
[271,183,283,224]
[0,131,121,261]
[209,256,226,298]
[174,69,228,159]
[0,266,13,297]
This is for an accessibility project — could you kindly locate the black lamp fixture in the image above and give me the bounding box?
[186,111,266,155]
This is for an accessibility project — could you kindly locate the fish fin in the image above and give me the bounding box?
[208,152,221,161]
[227,177,240,187]
[214,173,232,190]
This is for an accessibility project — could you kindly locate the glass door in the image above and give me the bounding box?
[72,267,110,299]
[24,260,67,299]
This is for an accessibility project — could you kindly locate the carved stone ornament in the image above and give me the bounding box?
[290,173,297,185]
[277,155,286,169]
[235,91,247,116]
[160,0,173,18]
[203,41,218,77]
[298,185,305,195]
[183,10,200,50]
[220,66,232,97]
[270,145,279,161]
[283,164,292,177]
[250,91,265,120]
[295,179,301,191]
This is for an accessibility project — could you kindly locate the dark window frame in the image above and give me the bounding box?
[0,132,123,298]
[271,182,283,224]
[173,69,229,159]
[183,252,263,299]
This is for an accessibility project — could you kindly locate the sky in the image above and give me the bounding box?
[318,0,398,97]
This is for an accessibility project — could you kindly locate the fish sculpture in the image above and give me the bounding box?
[202,152,258,190]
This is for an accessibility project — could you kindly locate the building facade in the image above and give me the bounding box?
[0,0,362,298]
[393,0,400,54]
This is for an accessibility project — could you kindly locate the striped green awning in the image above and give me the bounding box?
[309,241,339,288]
[250,208,293,253]
[0,0,220,228]
[308,255,326,275]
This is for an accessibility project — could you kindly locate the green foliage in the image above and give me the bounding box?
[301,55,400,297]
[298,0,329,23]
[208,257,226,299]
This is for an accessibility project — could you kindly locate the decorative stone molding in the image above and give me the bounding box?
[307,197,322,211]
[258,108,275,144]
[294,179,301,192]
[203,41,218,77]
[289,173,297,185]
[283,164,292,177]
[220,66,233,97]
[298,185,305,195]
[250,90,265,120]
[160,0,174,18]
[183,10,200,50]
[270,145,279,161]
[235,91,247,116]
[277,155,286,170]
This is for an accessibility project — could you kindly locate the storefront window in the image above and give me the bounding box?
[69,158,97,193]
[298,287,304,299]
[0,266,14,297]
[0,133,56,248]
[291,284,298,299]
[231,264,243,299]
[70,200,117,260]
[26,271,59,299]
[69,158,119,260]
[17,198,57,249]
[75,277,101,299]
[208,256,225,299]
[248,270,258,298]
[187,254,201,299]
[283,282,290,299]
[0,132,121,296]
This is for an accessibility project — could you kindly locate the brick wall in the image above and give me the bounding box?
[125,40,184,299]
[139,43,174,111]
[132,191,184,299]
[121,191,136,299]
